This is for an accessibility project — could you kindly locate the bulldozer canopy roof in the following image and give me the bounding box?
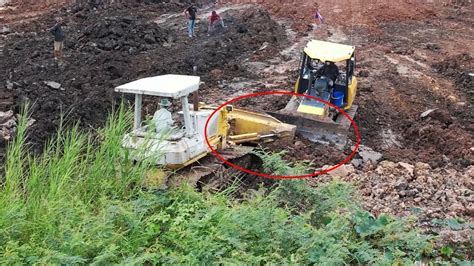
[115,74,200,98]
[304,40,355,62]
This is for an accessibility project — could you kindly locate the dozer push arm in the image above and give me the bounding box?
[201,105,296,148]
[227,107,296,145]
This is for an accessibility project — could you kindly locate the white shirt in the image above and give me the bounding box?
[153,108,173,132]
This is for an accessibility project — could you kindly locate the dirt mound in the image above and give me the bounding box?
[76,16,171,53]
[433,53,474,105]
[373,104,474,169]
[235,8,285,45]
[402,115,473,167]
[264,136,349,169]
[0,12,171,149]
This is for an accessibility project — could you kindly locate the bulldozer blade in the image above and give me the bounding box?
[267,106,358,149]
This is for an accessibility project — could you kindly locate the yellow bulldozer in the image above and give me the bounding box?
[269,40,358,148]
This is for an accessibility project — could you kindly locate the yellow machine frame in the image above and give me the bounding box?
[201,105,296,152]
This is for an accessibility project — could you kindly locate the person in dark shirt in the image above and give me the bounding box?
[184,4,198,38]
[48,18,65,60]
[322,61,339,86]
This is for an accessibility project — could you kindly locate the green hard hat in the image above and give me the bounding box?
[159,98,171,107]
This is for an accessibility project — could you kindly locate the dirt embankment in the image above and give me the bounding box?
[219,0,438,32]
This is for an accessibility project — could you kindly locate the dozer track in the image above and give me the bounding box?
[166,146,256,188]
[144,146,257,190]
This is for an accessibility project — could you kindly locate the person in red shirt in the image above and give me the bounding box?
[208,11,225,36]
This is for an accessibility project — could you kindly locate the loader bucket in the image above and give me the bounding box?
[267,103,357,149]
[267,112,347,149]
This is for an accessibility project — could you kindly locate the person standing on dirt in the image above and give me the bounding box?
[48,18,65,60]
[314,8,325,28]
[207,10,225,36]
[184,4,198,38]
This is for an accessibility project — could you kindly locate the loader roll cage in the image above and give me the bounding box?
[296,40,356,106]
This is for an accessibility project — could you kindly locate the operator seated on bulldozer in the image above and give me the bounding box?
[153,98,174,132]
[318,61,340,87]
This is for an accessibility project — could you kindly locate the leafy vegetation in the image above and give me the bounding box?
[251,149,312,176]
[0,106,434,264]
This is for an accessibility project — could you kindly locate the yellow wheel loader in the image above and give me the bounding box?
[268,40,358,148]
[115,74,296,186]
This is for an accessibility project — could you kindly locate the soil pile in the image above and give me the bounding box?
[76,16,171,53]
[402,110,474,168]
[0,11,171,149]
[433,53,474,106]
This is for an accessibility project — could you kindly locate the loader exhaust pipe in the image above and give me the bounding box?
[192,65,199,111]
[193,92,199,111]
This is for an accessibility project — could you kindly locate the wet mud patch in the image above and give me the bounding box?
[263,136,350,169]
[234,93,292,112]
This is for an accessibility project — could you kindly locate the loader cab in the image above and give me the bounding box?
[295,40,357,117]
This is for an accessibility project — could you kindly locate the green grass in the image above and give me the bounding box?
[0,105,435,264]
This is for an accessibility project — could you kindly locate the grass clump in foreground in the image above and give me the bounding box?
[0,107,434,264]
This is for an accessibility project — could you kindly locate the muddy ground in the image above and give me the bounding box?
[1,0,473,252]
